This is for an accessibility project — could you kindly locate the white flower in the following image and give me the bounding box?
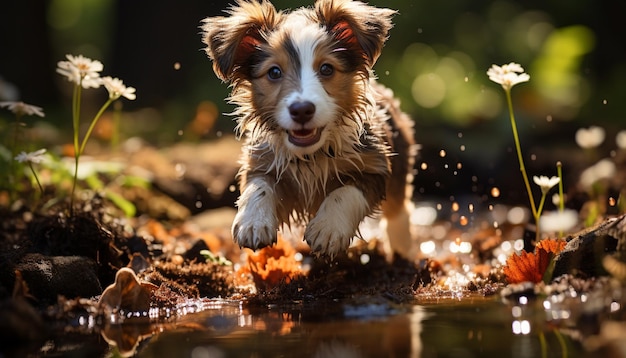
[101,76,136,101]
[552,192,567,206]
[533,175,560,194]
[539,209,578,233]
[616,130,626,149]
[56,54,103,89]
[487,62,530,91]
[575,126,605,149]
[579,158,616,188]
[0,101,45,117]
[15,148,47,164]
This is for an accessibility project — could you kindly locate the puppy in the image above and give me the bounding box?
[201,0,416,258]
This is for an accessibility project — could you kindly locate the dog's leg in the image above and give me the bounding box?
[305,185,370,257]
[381,199,415,259]
[232,176,279,249]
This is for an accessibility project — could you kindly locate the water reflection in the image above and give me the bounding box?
[113,300,428,357]
[92,297,586,357]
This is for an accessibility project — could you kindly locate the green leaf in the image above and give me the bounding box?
[105,190,136,217]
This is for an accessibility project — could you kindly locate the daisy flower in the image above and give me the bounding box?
[15,148,47,164]
[487,62,530,91]
[101,76,136,101]
[539,209,579,233]
[56,54,103,89]
[616,130,626,149]
[575,125,605,149]
[0,101,45,117]
[533,175,560,194]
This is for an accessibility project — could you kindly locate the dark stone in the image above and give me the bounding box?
[552,215,625,279]
[16,254,102,305]
[184,239,210,263]
[0,298,47,358]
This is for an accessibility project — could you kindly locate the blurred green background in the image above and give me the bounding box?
[1,0,624,205]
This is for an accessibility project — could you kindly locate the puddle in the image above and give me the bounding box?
[63,296,586,357]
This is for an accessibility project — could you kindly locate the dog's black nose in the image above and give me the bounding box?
[288,101,315,124]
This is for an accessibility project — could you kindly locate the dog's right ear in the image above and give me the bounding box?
[201,0,280,82]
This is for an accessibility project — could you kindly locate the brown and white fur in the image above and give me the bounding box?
[201,0,416,258]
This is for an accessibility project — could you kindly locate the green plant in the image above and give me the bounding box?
[56,54,136,213]
[487,63,563,241]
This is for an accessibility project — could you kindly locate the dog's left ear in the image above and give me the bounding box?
[201,0,280,82]
[316,0,396,68]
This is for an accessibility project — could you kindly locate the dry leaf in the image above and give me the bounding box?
[99,267,154,311]
[503,238,566,284]
[245,236,303,290]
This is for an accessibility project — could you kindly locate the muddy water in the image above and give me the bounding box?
[129,296,583,358]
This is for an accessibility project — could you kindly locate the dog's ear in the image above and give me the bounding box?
[201,0,280,82]
[315,0,396,68]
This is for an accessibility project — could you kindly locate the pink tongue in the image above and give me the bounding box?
[292,129,313,137]
[288,128,320,147]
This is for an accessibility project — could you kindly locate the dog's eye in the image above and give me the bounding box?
[319,63,334,77]
[267,66,282,80]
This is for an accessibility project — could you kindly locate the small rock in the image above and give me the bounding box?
[16,254,101,305]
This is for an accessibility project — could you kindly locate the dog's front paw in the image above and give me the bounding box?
[304,186,369,257]
[232,179,278,250]
[232,207,278,250]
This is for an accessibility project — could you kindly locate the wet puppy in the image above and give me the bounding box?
[202,0,416,258]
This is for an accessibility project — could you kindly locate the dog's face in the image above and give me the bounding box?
[202,0,395,157]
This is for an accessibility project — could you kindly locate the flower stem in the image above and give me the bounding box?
[112,101,122,152]
[9,114,22,201]
[505,89,539,239]
[79,98,114,156]
[29,162,44,194]
[70,83,82,214]
[556,161,564,212]
[72,84,82,156]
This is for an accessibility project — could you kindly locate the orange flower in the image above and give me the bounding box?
[503,238,567,284]
[245,236,303,289]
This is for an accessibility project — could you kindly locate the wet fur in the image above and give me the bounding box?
[202,0,416,257]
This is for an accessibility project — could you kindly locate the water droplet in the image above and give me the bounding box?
[460,145,466,151]
[530,154,536,161]
[546,115,553,122]
[439,149,446,157]
[458,132,463,138]
[468,204,474,213]
[174,62,181,70]
[436,203,442,210]
[444,164,449,169]
[177,129,184,136]
[459,216,468,226]
[229,185,237,192]
[195,201,203,209]
[456,162,462,169]
[464,76,469,82]
[421,162,428,170]
[451,202,459,212]
[603,99,608,105]
[609,197,616,206]
[174,163,186,178]
[491,187,500,198]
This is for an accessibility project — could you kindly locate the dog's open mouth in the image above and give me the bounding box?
[287,127,323,147]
